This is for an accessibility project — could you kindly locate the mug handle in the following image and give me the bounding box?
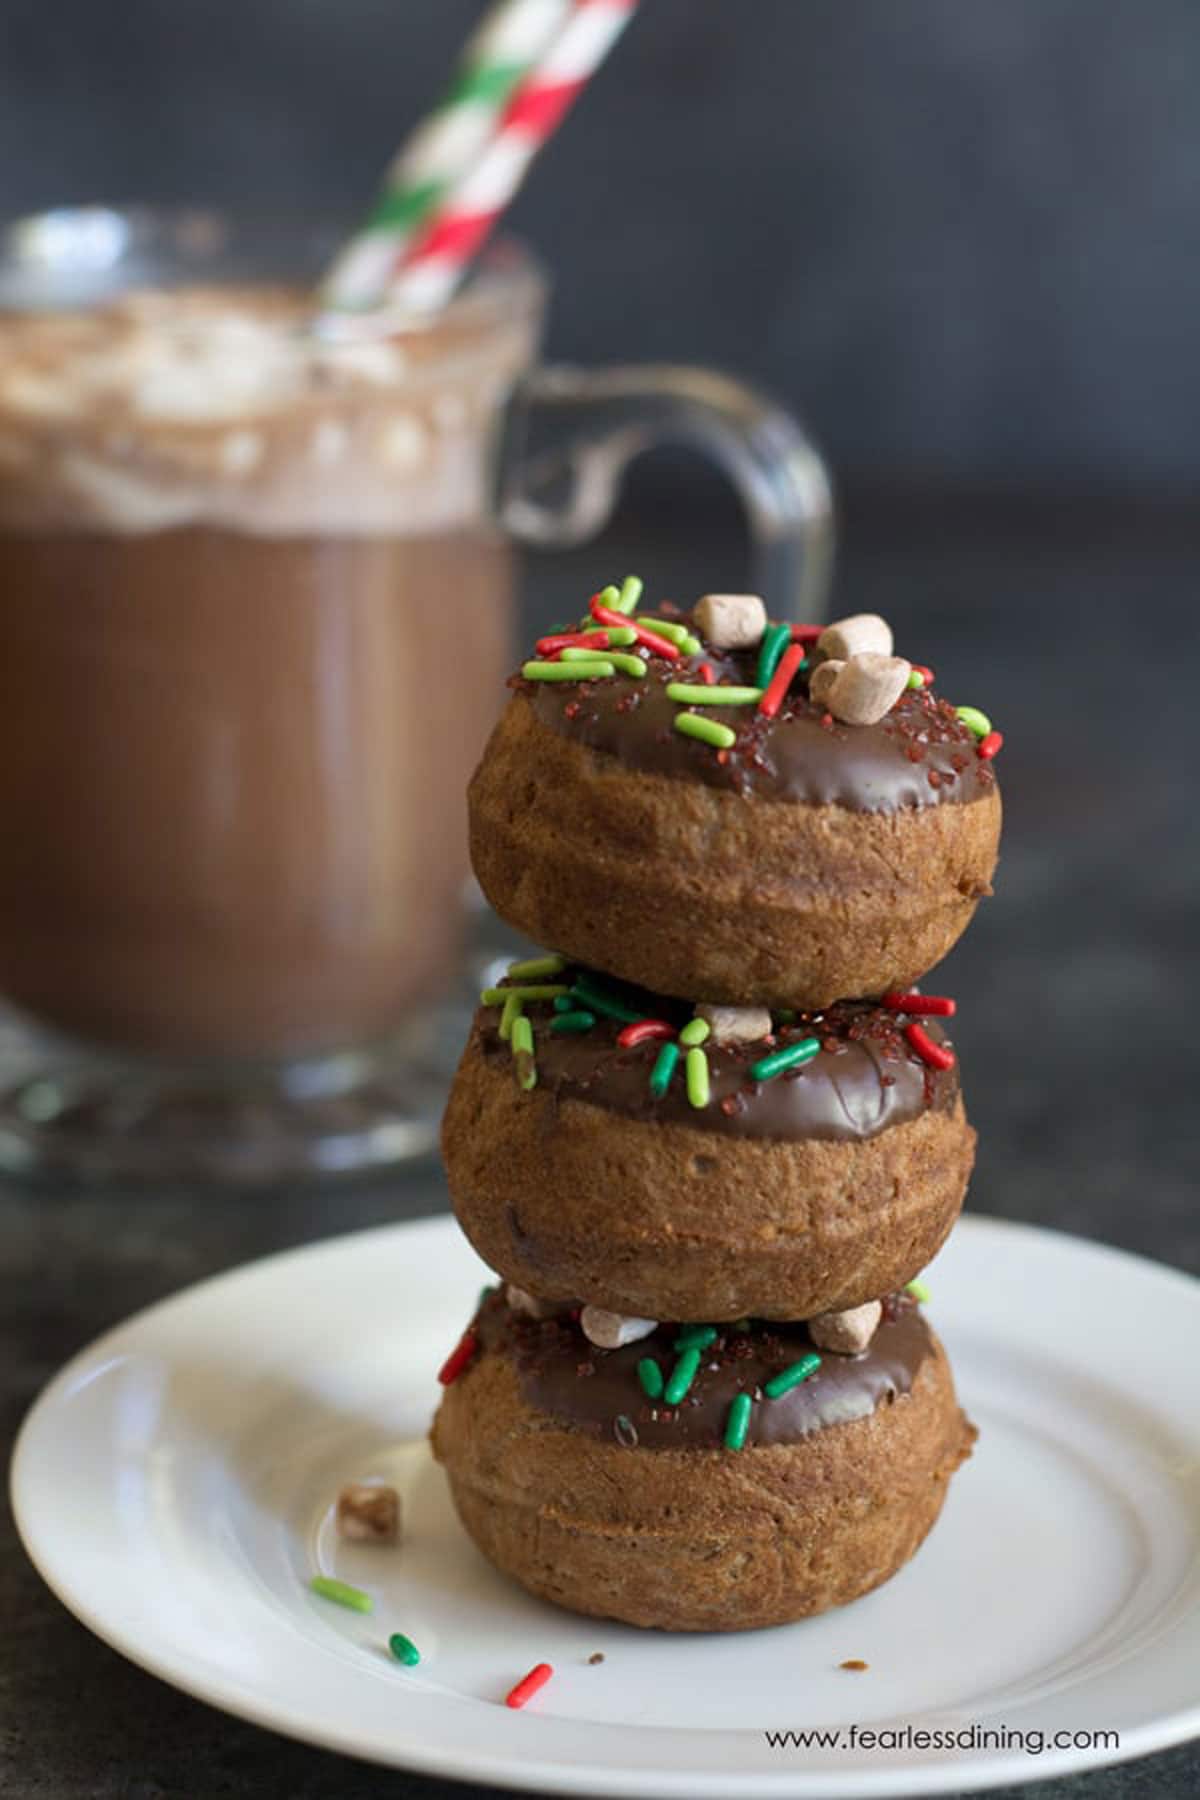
[494,362,834,621]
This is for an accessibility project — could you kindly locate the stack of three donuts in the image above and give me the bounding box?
[433,595,1000,1631]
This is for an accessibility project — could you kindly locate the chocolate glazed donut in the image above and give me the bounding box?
[432,1294,977,1632]
[469,644,1001,1009]
[443,992,976,1321]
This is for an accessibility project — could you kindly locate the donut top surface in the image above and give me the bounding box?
[477,963,960,1142]
[471,1288,932,1450]
[513,591,1000,814]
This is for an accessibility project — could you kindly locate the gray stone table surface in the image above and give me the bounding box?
[2,492,1197,1799]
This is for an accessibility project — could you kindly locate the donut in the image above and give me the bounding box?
[468,601,1002,1008]
[442,965,975,1321]
[432,1288,977,1632]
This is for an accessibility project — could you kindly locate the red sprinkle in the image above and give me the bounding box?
[757,641,807,718]
[977,730,1004,760]
[698,661,716,685]
[905,1022,955,1071]
[536,629,610,656]
[590,598,680,660]
[437,1329,479,1386]
[883,992,956,1016]
[790,623,824,644]
[617,1018,675,1049]
[506,1662,554,1710]
[910,664,935,685]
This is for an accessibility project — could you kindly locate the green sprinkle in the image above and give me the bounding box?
[499,990,523,1041]
[905,1278,931,1303]
[664,1345,702,1405]
[678,1016,711,1047]
[649,1040,679,1097]
[674,1325,717,1352]
[506,953,566,980]
[646,619,702,655]
[602,624,638,647]
[666,683,763,706]
[310,1575,372,1614]
[551,1008,596,1034]
[637,1357,664,1399]
[724,1391,753,1451]
[907,669,925,690]
[570,975,643,1024]
[775,1008,796,1024]
[685,1046,710,1108]
[553,994,575,1012]
[388,1631,421,1666]
[480,984,568,1005]
[522,659,615,682]
[674,713,736,750]
[596,583,622,607]
[755,622,792,689]
[764,1353,822,1399]
[511,1015,537,1091]
[560,647,645,678]
[955,705,992,739]
[615,574,644,615]
[751,1037,821,1082]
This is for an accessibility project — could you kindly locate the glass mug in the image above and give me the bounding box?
[0,208,832,1181]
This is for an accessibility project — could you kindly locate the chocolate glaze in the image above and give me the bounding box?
[518,627,997,814]
[477,974,959,1143]
[473,1289,931,1449]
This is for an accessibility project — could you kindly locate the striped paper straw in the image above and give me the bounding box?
[320,0,571,311]
[386,0,639,315]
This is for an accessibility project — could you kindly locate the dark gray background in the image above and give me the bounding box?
[3,0,1200,492]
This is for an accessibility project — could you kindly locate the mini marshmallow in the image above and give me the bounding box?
[336,1482,400,1544]
[580,1305,658,1349]
[696,1002,773,1045]
[505,1284,561,1320]
[808,658,844,708]
[807,1301,883,1356]
[693,592,767,650]
[817,612,894,662]
[827,653,911,726]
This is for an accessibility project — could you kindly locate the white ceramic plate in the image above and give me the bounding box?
[11,1213,1200,1797]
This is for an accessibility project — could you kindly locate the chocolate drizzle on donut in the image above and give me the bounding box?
[477,977,959,1143]
[473,1289,932,1450]
[517,631,996,814]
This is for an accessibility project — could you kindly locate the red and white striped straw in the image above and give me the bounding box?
[320,0,571,313]
[386,0,640,315]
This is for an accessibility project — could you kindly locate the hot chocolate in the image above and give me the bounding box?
[0,274,541,1056]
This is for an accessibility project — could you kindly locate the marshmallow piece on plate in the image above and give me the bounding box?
[827,653,911,726]
[696,1003,774,1045]
[807,1301,883,1356]
[336,1482,401,1544]
[693,593,767,650]
[817,613,894,662]
[808,658,844,708]
[580,1306,658,1349]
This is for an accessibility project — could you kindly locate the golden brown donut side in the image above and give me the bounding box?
[443,1031,976,1320]
[431,1327,977,1632]
[469,696,1002,1009]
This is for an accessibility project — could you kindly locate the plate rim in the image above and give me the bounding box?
[10,1211,1200,1798]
